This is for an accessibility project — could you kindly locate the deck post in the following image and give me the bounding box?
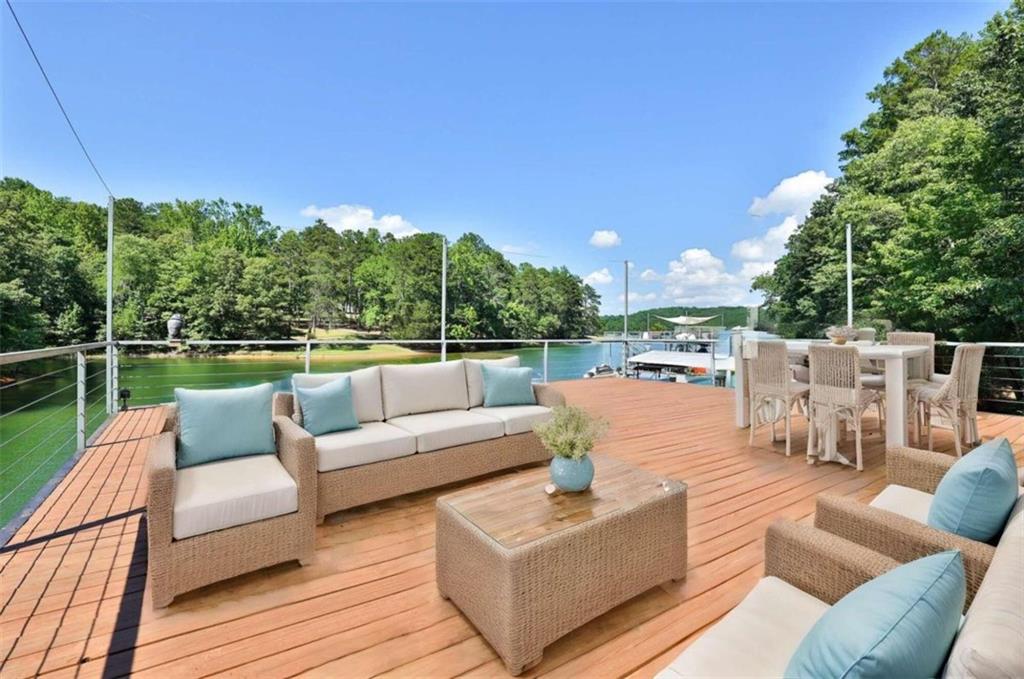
[543,341,549,383]
[733,333,749,427]
[111,345,119,412]
[305,341,311,373]
[76,351,86,450]
[105,197,114,414]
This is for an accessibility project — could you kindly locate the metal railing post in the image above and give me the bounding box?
[305,341,311,373]
[76,351,86,450]
[543,341,549,383]
[110,344,119,412]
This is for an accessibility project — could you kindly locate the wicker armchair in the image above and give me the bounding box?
[747,340,809,456]
[806,344,882,471]
[812,445,1010,607]
[147,406,317,608]
[910,343,985,455]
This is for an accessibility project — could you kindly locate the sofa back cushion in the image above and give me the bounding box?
[292,366,384,423]
[786,551,965,679]
[928,437,1018,542]
[945,495,1024,678]
[465,356,520,407]
[174,383,277,469]
[381,360,469,419]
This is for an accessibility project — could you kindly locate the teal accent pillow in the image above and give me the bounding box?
[481,364,536,407]
[927,437,1018,542]
[175,383,276,469]
[785,551,965,679]
[295,376,360,436]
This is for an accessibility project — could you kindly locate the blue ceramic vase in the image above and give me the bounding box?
[550,454,595,492]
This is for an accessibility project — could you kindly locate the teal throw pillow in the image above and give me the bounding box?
[295,375,360,436]
[481,364,536,407]
[927,437,1018,542]
[175,383,276,468]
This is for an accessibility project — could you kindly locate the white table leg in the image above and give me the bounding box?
[884,357,908,446]
[734,335,749,428]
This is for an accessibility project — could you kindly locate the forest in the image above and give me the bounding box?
[0,178,601,351]
[754,2,1023,341]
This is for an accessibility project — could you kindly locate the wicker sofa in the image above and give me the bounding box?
[147,411,316,608]
[274,358,564,523]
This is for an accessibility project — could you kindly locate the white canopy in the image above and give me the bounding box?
[656,314,720,326]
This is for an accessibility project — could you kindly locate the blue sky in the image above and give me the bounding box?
[3,1,1004,313]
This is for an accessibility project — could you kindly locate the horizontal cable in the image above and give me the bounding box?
[0,363,76,391]
[0,381,77,420]
[0,428,79,506]
[0,415,76,477]
[121,369,295,380]
[120,361,303,370]
[0,397,76,449]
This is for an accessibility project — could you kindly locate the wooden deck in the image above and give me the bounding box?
[2,379,1022,678]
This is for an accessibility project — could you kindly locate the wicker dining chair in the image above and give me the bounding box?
[748,340,809,456]
[887,331,936,381]
[806,344,882,471]
[910,343,986,455]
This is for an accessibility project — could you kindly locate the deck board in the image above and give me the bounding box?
[1,380,1021,678]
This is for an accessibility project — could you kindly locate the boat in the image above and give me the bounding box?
[583,363,620,379]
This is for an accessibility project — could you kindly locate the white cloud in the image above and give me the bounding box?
[748,170,832,218]
[640,268,662,282]
[583,267,614,286]
[730,216,800,262]
[589,229,622,248]
[300,203,420,238]
[619,291,658,303]
[500,243,540,256]
[739,261,775,279]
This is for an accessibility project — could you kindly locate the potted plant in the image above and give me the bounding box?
[533,405,608,492]
[825,325,858,345]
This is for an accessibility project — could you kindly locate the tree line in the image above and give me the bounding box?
[754,2,1023,341]
[0,178,601,351]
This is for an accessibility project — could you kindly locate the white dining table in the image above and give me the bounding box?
[733,339,928,448]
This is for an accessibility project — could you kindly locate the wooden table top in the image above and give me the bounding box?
[439,455,685,549]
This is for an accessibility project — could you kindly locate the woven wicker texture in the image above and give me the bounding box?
[813,493,994,608]
[806,343,880,470]
[911,343,985,455]
[435,460,686,675]
[147,412,317,608]
[747,340,809,456]
[887,331,935,380]
[764,520,899,605]
[886,445,957,493]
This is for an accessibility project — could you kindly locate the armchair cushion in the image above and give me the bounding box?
[381,361,469,419]
[314,421,416,472]
[174,383,276,468]
[786,551,965,679]
[387,410,504,453]
[465,356,520,407]
[481,364,536,407]
[295,376,359,436]
[869,484,934,525]
[173,455,298,540]
[657,576,829,678]
[928,437,1017,542]
[470,405,552,435]
[292,366,383,424]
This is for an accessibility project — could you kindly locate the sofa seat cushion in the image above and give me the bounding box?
[292,366,384,424]
[870,484,934,525]
[465,356,520,407]
[381,361,470,419]
[387,410,505,453]
[315,422,416,472]
[656,576,829,678]
[470,405,552,435]
[173,455,297,540]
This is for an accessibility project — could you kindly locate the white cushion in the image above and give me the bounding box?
[861,374,886,389]
[381,360,469,419]
[470,405,552,435]
[464,356,520,407]
[314,422,416,472]
[387,410,504,453]
[656,576,829,678]
[292,367,384,423]
[173,455,297,540]
[869,484,935,525]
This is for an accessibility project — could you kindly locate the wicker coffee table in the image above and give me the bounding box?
[435,455,687,675]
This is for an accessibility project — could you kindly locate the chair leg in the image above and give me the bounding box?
[748,396,757,446]
[855,416,863,471]
[806,404,816,463]
[770,416,776,443]
[876,401,885,434]
[785,407,792,457]
[926,404,935,452]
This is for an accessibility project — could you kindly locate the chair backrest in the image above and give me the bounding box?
[808,344,862,408]
[944,495,1024,678]
[888,331,935,380]
[855,327,877,342]
[748,340,791,395]
[933,343,986,405]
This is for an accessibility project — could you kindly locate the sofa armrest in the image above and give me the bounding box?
[274,415,316,501]
[273,391,295,418]
[886,446,956,494]
[146,431,177,547]
[814,494,994,608]
[162,404,177,433]
[533,383,565,408]
[765,520,899,605]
